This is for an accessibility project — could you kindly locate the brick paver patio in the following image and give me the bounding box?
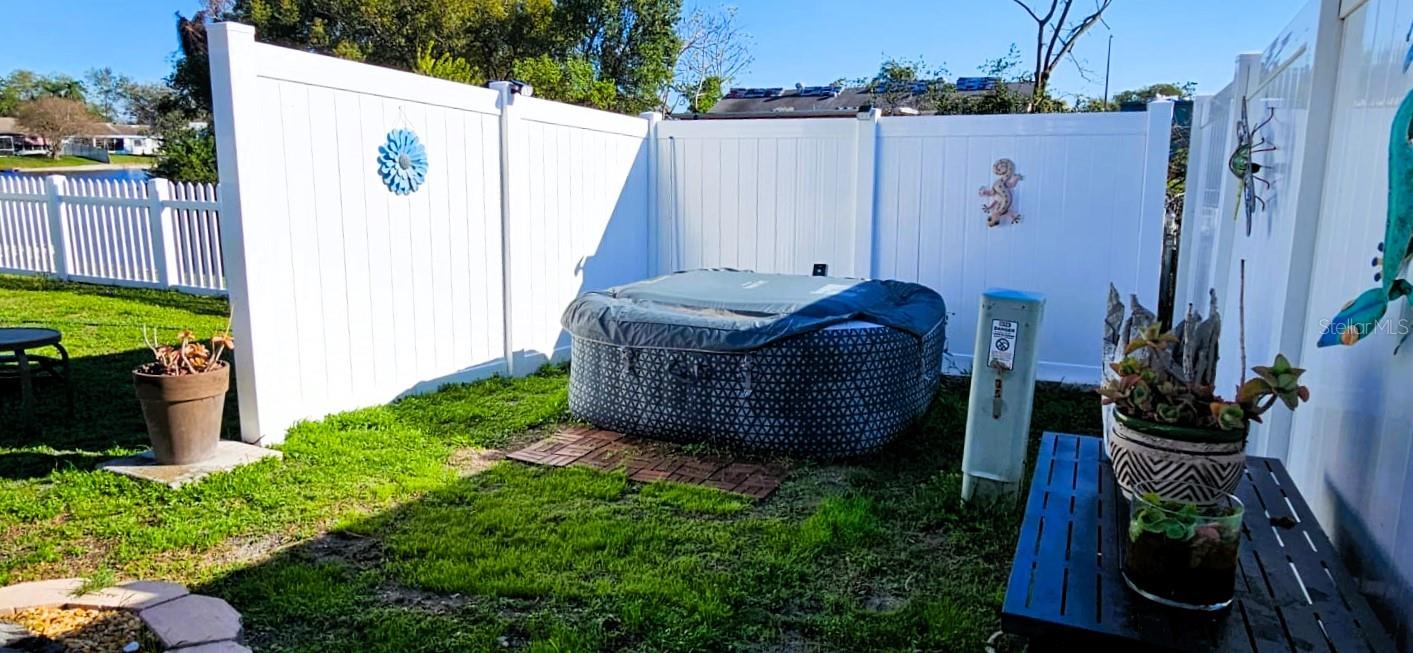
[508,426,788,498]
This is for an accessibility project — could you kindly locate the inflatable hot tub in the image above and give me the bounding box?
[561,270,947,457]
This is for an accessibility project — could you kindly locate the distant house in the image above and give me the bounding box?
[72,123,160,156]
[0,117,48,155]
[681,77,1034,120]
[0,118,160,157]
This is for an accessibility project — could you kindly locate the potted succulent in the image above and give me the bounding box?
[1098,322,1309,498]
[1123,480,1244,610]
[133,328,234,465]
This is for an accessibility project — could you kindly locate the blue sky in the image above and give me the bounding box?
[2,0,1304,98]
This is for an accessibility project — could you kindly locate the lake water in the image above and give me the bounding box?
[0,167,151,182]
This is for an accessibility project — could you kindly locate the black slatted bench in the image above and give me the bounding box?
[1002,432,1396,652]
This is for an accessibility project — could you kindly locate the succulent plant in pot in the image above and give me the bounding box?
[1098,321,1309,499]
[133,328,234,465]
[1123,481,1245,611]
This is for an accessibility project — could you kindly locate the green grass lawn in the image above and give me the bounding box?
[108,154,154,166]
[0,276,1101,652]
[0,154,153,169]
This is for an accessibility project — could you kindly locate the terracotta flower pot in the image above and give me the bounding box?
[1108,411,1247,500]
[133,363,229,465]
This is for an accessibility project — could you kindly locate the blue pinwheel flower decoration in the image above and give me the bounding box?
[378,129,428,195]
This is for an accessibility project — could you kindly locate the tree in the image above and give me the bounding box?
[859,57,947,114]
[415,43,482,85]
[1112,81,1195,104]
[513,55,618,109]
[668,5,752,114]
[162,3,225,122]
[546,0,682,113]
[857,47,1055,117]
[121,82,176,126]
[933,45,1049,115]
[232,0,682,114]
[151,127,218,183]
[15,97,98,158]
[85,67,129,121]
[0,70,89,116]
[1009,0,1114,110]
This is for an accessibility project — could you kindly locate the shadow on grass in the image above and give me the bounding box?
[194,377,1101,653]
[0,347,239,480]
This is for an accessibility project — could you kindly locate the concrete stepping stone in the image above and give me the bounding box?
[168,642,253,652]
[1,578,246,651]
[0,580,189,616]
[99,441,283,488]
[140,595,243,650]
[0,579,84,616]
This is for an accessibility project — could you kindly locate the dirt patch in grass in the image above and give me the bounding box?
[448,447,506,477]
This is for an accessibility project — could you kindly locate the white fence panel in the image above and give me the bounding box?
[169,181,226,292]
[211,24,508,443]
[1286,0,1413,644]
[63,177,160,286]
[0,174,53,274]
[1174,83,1238,313]
[1179,1,1338,458]
[652,117,869,277]
[1178,0,1413,644]
[652,109,1172,383]
[0,174,223,291]
[874,110,1171,382]
[505,95,650,368]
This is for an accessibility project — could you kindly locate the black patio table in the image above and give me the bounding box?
[1002,432,1396,652]
[0,327,71,435]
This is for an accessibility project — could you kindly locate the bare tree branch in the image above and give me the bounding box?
[1009,0,1044,23]
[1009,0,1113,110]
[665,5,754,114]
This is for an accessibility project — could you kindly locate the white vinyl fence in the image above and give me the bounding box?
[208,23,650,445]
[654,108,1173,381]
[1179,0,1413,645]
[207,21,1172,446]
[0,174,224,293]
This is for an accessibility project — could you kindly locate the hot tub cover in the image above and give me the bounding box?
[561,269,947,351]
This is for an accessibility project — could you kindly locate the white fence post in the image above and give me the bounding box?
[208,22,270,444]
[490,80,519,376]
[640,111,661,276]
[1138,101,1175,302]
[854,108,881,278]
[146,178,178,287]
[43,175,70,280]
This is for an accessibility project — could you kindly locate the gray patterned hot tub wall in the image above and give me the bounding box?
[568,319,945,457]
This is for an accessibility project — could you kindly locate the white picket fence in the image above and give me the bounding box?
[0,174,224,293]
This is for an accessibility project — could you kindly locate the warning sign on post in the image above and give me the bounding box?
[988,319,1018,371]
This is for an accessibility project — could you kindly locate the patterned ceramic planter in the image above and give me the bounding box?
[1108,411,1247,499]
